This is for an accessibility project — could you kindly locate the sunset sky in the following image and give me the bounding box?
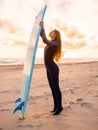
[0,0,98,58]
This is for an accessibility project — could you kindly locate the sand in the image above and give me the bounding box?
[0,61,98,130]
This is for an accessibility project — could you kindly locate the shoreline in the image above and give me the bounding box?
[0,57,98,67]
[0,60,98,67]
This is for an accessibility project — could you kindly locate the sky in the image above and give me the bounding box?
[0,0,98,58]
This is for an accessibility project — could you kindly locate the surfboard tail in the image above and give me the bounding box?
[13,100,27,119]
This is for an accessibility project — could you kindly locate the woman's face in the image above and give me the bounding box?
[49,30,56,40]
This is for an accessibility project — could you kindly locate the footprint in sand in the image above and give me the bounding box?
[43,92,48,95]
[33,114,41,119]
[1,108,10,112]
[76,98,92,108]
[66,105,72,110]
[28,101,36,105]
[68,98,92,110]
[0,90,9,94]
[36,122,44,128]
[18,124,33,128]
[74,87,79,89]
[95,75,98,78]
[69,87,80,94]
[76,98,83,103]
[69,98,83,105]
[81,102,92,108]
[69,101,75,105]
[95,95,98,97]
[15,90,20,93]
[77,99,92,108]
[69,89,74,94]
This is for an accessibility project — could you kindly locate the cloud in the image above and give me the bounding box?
[46,0,72,9]
[63,41,87,50]
[54,20,85,39]
[0,18,27,47]
[45,0,72,23]
[0,35,26,46]
[92,0,98,13]
[0,0,98,49]
[13,39,26,46]
[57,0,72,11]
[0,0,47,48]
[87,38,98,49]
[0,0,4,3]
[93,44,98,48]
[65,28,79,38]
[0,19,21,33]
[51,20,87,50]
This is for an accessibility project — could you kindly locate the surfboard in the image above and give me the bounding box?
[13,4,47,119]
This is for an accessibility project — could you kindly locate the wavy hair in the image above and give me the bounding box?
[53,29,62,62]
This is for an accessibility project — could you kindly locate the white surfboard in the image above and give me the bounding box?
[13,5,47,119]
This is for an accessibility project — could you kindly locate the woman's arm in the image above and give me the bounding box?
[40,28,50,44]
[39,21,58,46]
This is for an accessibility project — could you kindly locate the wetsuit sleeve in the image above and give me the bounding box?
[40,28,58,46]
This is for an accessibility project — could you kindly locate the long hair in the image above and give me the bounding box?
[53,29,62,62]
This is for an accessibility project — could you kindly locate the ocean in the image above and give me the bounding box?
[0,58,98,65]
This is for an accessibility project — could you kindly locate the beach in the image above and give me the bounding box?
[0,61,98,130]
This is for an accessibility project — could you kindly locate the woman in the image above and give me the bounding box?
[39,21,63,115]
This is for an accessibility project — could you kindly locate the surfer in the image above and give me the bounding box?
[39,21,63,115]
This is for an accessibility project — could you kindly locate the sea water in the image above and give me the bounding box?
[0,58,98,65]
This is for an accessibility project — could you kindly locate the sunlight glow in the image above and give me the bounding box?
[0,0,98,58]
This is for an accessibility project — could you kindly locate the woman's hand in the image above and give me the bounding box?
[39,21,44,28]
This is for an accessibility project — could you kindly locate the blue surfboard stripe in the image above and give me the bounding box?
[15,98,21,103]
[13,102,24,114]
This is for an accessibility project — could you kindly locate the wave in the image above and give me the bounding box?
[0,58,44,65]
[0,58,98,65]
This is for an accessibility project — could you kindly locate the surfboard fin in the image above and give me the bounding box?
[15,98,21,103]
[13,102,24,114]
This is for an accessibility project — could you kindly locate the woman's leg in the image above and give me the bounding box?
[45,61,63,115]
[50,61,63,114]
[46,70,57,112]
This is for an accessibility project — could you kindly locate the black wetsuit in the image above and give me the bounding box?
[40,28,62,111]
